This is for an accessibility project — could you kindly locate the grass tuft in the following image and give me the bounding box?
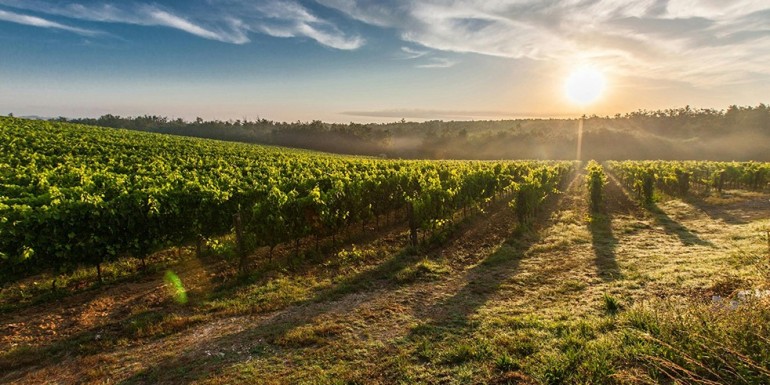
[495,353,520,372]
[603,293,622,315]
[274,323,347,347]
[393,258,449,283]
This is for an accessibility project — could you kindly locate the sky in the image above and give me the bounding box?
[1,0,769,123]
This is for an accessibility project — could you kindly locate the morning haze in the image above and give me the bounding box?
[2,2,770,385]
[1,0,768,123]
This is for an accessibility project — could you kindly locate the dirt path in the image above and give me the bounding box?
[1,172,553,384]
[3,171,770,384]
[0,255,216,350]
[113,176,583,384]
[0,211,413,356]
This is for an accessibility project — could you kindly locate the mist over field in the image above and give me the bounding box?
[4,1,770,384]
[60,104,770,161]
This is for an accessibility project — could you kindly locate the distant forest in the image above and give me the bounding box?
[58,104,770,161]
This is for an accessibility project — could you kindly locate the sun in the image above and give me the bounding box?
[564,66,606,105]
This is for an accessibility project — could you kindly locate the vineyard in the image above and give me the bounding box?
[2,117,770,384]
[0,117,572,283]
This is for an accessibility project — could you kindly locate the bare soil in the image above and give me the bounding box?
[2,173,769,384]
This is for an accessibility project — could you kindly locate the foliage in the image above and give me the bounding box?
[59,104,770,160]
[607,160,770,204]
[585,160,607,212]
[620,300,770,385]
[0,117,573,279]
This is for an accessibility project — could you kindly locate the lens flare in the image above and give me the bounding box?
[164,270,188,304]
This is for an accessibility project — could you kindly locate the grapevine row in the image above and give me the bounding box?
[0,117,573,281]
[606,160,770,204]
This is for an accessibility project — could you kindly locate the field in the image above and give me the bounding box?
[2,118,770,384]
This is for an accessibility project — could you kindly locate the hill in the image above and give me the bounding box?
[1,117,769,384]
[59,104,770,160]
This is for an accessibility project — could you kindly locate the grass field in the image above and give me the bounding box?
[2,170,770,384]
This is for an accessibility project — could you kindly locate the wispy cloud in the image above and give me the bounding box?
[400,46,428,59]
[295,22,364,49]
[398,46,457,68]
[0,1,249,43]
[3,0,768,84]
[342,108,570,119]
[255,0,364,50]
[416,57,456,69]
[0,8,100,36]
[0,0,363,49]
[317,0,770,85]
[141,7,249,44]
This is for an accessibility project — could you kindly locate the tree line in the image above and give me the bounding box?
[47,104,770,160]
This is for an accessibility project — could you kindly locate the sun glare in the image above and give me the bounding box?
[564,66,606,105]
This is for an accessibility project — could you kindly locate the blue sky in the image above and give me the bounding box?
[1,0,769,122]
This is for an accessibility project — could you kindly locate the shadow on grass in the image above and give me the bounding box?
[1,216,421,384]
[0,303,206,384]
[410,230,535,332]
[0,246,206,316]
[586,175,637,282]
[7,176,577,384]
[399,175,575,358]
[648,204,714,247]
[115,205,527,384]
[589,213,620,281]
[113,175,586,385]
[2,213,428,384]
[604,171,714,248]
[0,255,231,382]
[683,195,749,225]
[204,213,414,304]
[0,250,419,384]
[113,256,454,384]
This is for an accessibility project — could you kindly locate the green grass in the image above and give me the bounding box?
[602,293,622,315]
[393,258,450,283]
[3,175,770,385]
[0,246,190,314]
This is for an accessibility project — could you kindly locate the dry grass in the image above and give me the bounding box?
[2,172,770,384]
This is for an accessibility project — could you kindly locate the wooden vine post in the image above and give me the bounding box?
[233,212,247,272]
[407,202,418,247]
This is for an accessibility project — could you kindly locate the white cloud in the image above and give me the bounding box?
[0,8,100,36]
[416,57,457,69]
[398,45,459,69]
[0,1,248,43]
[255,1,319,23]
[317,0,770,85]
[397,45,458,68]
[400,46,428,59]
[342,108,566,119]
[665,0,769,19]
[254,0,364,49]
[295,22,364,49]
[0,0,364,49]
[2,0,767,83]
[315,0,401,27]
[144,7,249,44]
